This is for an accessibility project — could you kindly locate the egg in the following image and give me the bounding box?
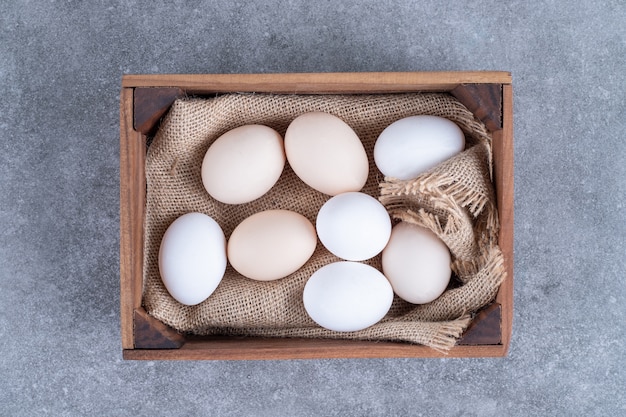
[284,112,368,196]
[382,222,451,304]
[374,115,465,180]
[227,210,317,281]
[158,213,227,306]
[303,261,393,332]
[201,124,285,204]
[316,192,391,261]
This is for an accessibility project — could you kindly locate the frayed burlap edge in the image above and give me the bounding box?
[379,134,507,328]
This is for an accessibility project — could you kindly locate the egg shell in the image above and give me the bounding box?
[158,213,227,306]
[201,124,285,204]
[382,222,451,304]
[227,210,317,281]
[303,261,394,332]
[285,112,369,196]
[374,115,465,180]
[316,192,391,261]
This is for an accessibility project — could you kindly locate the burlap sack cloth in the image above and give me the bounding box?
[143,92,506,352]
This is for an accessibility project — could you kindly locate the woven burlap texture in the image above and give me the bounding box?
[143,92,506,352]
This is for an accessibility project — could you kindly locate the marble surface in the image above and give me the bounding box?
[1,1,624,415]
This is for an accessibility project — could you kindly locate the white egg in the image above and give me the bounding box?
[316,192,391,261]
[374,115,465,180]
[285,112,369,196]
[382,222,451,304]
[303,261,394,332]
[201,124,285,204]
[158,213,227,305]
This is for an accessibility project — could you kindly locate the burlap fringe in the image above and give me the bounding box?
[379,142,500,262]
[379,143,497,222]
[377,139,507,331]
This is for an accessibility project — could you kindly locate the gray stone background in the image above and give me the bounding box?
[1,0,624,416]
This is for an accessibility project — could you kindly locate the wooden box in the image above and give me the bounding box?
[120,72,513,360]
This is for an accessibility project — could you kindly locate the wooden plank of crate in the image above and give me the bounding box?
[134,308,185,349]
[457,303,502,345]
[121,72,512,93]
[450,83,503,132]
[123,336,508,361]
[119,87,147,349]
[492,83,514,354]
[133,87,185,135]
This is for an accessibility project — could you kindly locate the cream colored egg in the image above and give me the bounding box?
[382,222,451,304]
[201,125,285,204]
[158,213,227,306]
[227,210,317,281]
[285,112,369,196]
